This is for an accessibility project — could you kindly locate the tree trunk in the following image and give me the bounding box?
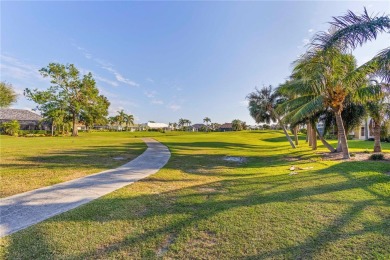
[373,120,382,152]
[311,124,317,150]
[315,126,336,152]
[72,112,78,137]
[294,125,299,145]
[51,122,54,137]
[275,113,296,149]
[334,111,350,159]
[308,122,312,147]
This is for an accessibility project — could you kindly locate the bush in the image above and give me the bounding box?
[369,153,384,160]
[1,120,20,136]
[349,153,356,157]
[362,149,370,154]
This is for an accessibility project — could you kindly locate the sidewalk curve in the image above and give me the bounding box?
[0,138,170,237]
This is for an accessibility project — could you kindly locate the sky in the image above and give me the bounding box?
[1,1,389,125]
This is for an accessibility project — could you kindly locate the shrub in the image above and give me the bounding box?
[1,120,20,136]
[369,153,384,160]
[363,149,370,154]
[349,153,356,157]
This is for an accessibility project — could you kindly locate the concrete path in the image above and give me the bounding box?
[0,138,170,237]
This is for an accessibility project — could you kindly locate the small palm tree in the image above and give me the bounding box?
[247,85,296,148]
[116,110,127,130]
[124,114,134,131]
[203,117,211,131]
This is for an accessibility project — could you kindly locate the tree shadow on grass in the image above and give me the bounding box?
[4,160,390,259]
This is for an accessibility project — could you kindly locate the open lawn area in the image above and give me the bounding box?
[1,131,390,259]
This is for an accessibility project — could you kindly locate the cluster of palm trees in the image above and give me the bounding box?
[107,109,134,131]
[247,8,389,159]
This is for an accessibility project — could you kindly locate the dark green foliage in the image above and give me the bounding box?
[369,153,384,160]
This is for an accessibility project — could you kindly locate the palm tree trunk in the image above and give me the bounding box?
[334,111,350,159]
[274,112,296,149]
[312,124,317,150]
[308,122,312,147]
[315,125,335,152]
[373,120,382,152]
[294,125,299,145]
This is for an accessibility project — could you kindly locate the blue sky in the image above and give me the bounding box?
[1,1,389,125]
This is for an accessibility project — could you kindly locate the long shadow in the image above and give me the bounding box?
[4,159,390,259]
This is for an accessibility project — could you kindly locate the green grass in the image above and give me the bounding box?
[1,131,389,259]
[0,132,152,197]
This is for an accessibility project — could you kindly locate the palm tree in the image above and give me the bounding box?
[366,82,390,152]
[178,118,185,130]
[313,8,390,153]
[116,110,127,131]
[124,114,134,131]
[247,85,296,148]
[203,117,211,131]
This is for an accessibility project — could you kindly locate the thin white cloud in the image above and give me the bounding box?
[144,90,157,98]
[168,104,181,111]
[73,43,140,87]
[308,28,314,33]
[239,100,248,107]
[0,54,43,81]
[101,66,140,87]
[146,78,154,83]
[151,99,164,105]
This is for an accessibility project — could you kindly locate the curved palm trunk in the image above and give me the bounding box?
[334,111,350,159]
[373,120,382,152]
[315,125,336,152]
[274,112,296,149]
[308,122,312,147]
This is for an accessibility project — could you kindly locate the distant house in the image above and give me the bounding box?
[219,123,233,132]
[0,109,48,130]
[140,122,169,130]
[191,123,206,132]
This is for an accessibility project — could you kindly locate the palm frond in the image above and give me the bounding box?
[312,8,390,51]
[290,95,325,123]
[353,83,383,102]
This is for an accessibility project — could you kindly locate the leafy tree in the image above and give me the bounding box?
[231,119,243,131]
[25,63,109,136]
[247,85,296,148]
[80,95,110,131]
[0,81,18,108]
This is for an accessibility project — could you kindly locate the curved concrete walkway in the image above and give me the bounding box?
[0,138,170,237]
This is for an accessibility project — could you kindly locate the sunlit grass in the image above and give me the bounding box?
[0,130,389,259]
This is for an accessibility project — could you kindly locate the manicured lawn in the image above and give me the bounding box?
[0,132,152,197]
[1,131,389,259]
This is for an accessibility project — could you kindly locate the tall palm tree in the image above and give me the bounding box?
[247,85,296,148]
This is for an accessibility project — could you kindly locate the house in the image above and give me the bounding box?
[219,123,233,132]
[191,123,206,132]
[352,117,376,140]
[140,122,169,130]
[0,108,49,130]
